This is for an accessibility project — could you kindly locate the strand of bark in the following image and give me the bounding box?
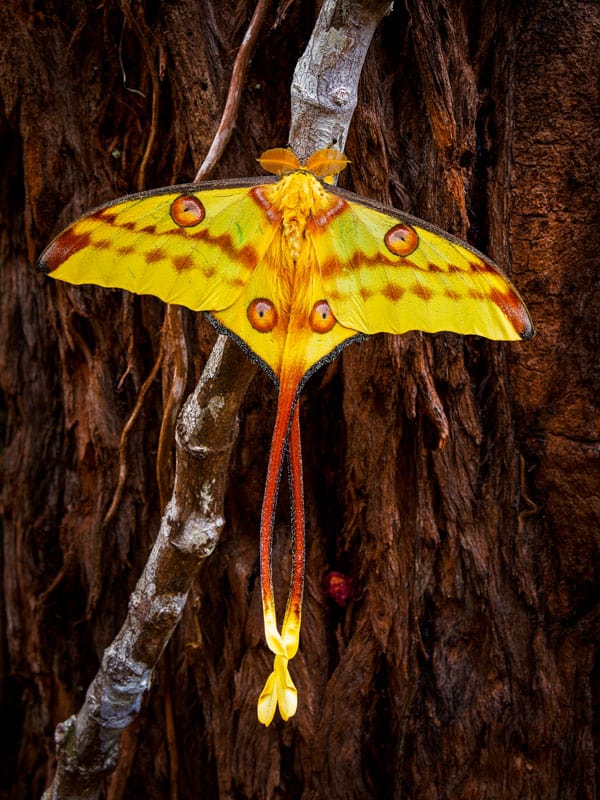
[104,341,164,526]
[194,0,272,182]
[411,335,449,448]
[119,0,161,192]
[157,305,189,512]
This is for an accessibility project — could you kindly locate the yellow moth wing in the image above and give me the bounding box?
[211,244,357,382]
[314,189,533,341]
[38,179,279,312]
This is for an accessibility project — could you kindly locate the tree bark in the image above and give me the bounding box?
[1,1,598,799]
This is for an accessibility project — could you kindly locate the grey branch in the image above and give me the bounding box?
[43,339,256,799]
[290,0,392,160]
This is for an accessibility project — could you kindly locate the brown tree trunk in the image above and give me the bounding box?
[1,1,598,798]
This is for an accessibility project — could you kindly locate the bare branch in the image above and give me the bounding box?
[43,338,256,799]
[290,0,392,159]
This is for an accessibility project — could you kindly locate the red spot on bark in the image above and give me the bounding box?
[322,571,355,608]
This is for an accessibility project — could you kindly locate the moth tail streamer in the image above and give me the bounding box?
[257,388,305,726]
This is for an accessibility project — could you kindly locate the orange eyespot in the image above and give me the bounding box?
[247,298,277,332]
[170,195,205,227]
[309,300,336,333]
[384,223,419,256]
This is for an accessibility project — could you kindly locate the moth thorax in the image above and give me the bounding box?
[282,215,305,261]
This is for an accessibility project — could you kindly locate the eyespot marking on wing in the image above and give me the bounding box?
[384,223,419,257]
[248,298,278,332]
[309,300,336,333]
[170,195,206,227]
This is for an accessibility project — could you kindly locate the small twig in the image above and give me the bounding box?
[518,454,538,534]
[116,295,138,391]
[104,340,164,526]
[157,305,188,511]
[194,0,272,181]
[119,0,161,191]
[118,20,146,99]
[412,335,449,449]
[164,655,179,800]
